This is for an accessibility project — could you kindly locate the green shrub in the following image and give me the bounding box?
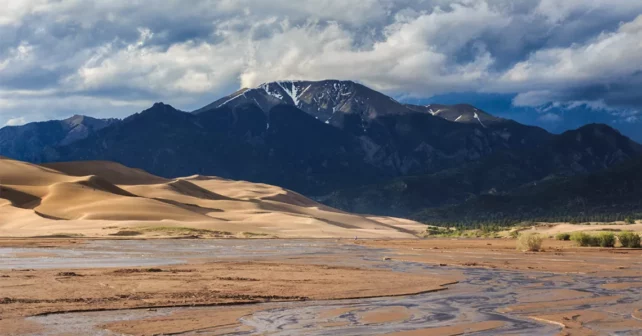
[555,233,571,241]
[618,232,641,248]
[517,233,543,252]
[509,230,520,239]
[570,232,599,247]
[625,217,636,224]
[597,232,616,247]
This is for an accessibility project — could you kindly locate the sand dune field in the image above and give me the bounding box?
[0,157,423,238]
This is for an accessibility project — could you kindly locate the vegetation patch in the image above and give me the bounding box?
[597,232,616,248]
[108,230,142,236]
[424,224,507,238]
[136,226,232,237]
[618,232,641,248]
[517,233,543,252]
[424,226,459,237]
[34,233,85,238]
[570,232,600,247]
[570,231,641,248]
[597,232,615,247]
[555,233,571,241]
[240,232,271,238]
[216,276,260,281]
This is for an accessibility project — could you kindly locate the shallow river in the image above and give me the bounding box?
[3,240,641,335]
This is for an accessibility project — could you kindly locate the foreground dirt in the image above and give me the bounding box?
[3,238,642,335]
[357,238,642,274]
[0,258,458,335]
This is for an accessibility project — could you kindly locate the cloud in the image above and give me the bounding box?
[500,15,642,88]
[4,117,27,126]
[513,91,561,108]
[1,0,642,128]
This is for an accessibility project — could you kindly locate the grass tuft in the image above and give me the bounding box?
[555,233,571,241]
[517,233,543,252]
[570,232,599,247]
[618,232,641,248]
[597,232,616,247]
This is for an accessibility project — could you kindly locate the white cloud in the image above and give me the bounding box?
[512,91,560,107]
[0,0,642,125]
[500,14,642,90]
[3,117,27,126]
[64,1,509,98]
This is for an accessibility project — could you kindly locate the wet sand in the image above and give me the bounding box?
[1,238,641,335]
[384,321,507,336]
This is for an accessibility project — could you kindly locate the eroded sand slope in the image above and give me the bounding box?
[0,158,423,238]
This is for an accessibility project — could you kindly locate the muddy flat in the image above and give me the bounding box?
[1,238,641,335]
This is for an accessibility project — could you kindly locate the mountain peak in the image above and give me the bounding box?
[140,102,180,115]
[151,102,173,109]
[555,123,642,159]
[193,79,414,133]
[62,114,117,129]
[258,79,357,87]
[576,123,622,133]
[63,114,89,126]
[406,103,502,126]
[195,79,516,132]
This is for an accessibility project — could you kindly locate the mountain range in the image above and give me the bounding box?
[0,115,117,163]
[1,79,640,225]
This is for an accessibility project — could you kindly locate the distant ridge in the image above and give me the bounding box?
[1,79,640,224]
[0,115,118,162]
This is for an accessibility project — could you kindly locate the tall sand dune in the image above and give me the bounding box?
[43,161,168,185]
[0,157,424,238]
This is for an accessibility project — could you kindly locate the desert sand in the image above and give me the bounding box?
[0,157,423,238]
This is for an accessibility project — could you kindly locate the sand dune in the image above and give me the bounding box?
[43,161,168,185]
[0,157,424,238]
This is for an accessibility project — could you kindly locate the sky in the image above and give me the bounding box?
[1,0,641,141]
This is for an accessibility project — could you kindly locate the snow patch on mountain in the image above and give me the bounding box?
[261,83,283,100]
[474,112,486,128]
[217,92,244,108]
[277,81,301,107]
